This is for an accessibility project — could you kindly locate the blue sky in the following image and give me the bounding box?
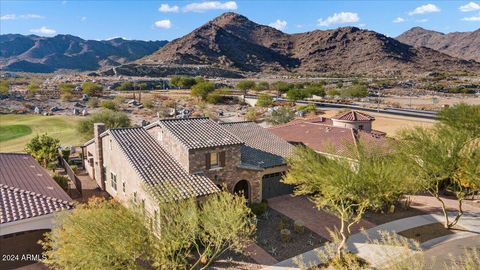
[1,1,479,41]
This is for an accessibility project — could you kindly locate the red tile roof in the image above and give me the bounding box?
[269,121,358,158]
[0,153,73,224]
[332,111,375,121]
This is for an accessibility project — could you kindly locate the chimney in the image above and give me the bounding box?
[93,123,106,190]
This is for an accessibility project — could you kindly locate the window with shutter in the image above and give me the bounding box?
[205,153,211,170]
[219,151,226,167]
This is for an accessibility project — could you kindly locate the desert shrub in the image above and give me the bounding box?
[256,93,273,107]
[143,99,154,109]
[255,81,270,91]
[191,81,215,100]
[70,165,78,174]
[327,88,341,97]
[53,175,69,192]
[113,95,125,105]
[296,103,316,113]
[59,83,75,101]
[249,202,268,216]
[0,79,9,95]
[101,100,117,110]
[82,82,103,97]
[206,89,226,104]
[245,107,258,122]
[266,106,295,125]
[87,97,99,108]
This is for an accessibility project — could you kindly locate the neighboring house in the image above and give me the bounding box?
[81,118,294,212]
[269,110,388,159]
[0,153,73,270]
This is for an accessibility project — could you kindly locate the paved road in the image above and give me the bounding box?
[423,235,480,270]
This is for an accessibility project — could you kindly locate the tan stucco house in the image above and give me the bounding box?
[81,118,294,213]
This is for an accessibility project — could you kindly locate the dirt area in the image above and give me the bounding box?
[255,208,327,262]
[364,206,427,226]
[398,223,454,243]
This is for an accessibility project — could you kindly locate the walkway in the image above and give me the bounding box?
[246,243,279,266]
[262,211,480,270]
[409,195,480,214]
[268,195,376,241]
[423,235,480,269]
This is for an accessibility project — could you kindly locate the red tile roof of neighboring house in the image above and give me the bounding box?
[332,110,375,121]
[269,121,358,158]
[0,153,73,224]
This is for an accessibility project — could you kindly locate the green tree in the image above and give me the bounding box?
[237,80,256,96]
[283,146,411,260]
[191,81,215,100]
[117,82,133,91]
[305,85,326,97]
[286,89,309,101]
[41,198,151,270]
[244,107,258,122]
[0,79,10,95]
[327,88,341,97]
[82,82,103,96]
[195,192,256,269]
[255,81,270,91]
[25,134,60,168]
[171,76,197,89]
[59,83,75,101]
[77,110,130,138]
[256,93,273,107]
[206,89,226,104]
[137,83,148,90]
[342,84,368,98]
[398,124,480,229]
[272,81,292,96]
[266,106,295,125]
[438,103,480,137]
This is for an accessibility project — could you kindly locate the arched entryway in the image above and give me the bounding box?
[233,180,250,201]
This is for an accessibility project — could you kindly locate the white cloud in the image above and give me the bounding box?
[80,16,87,21]
[462,12,480,21]
[317,12,359,27]
[183,1,237,13]
[154,19,172,29]
[460,2,480,12]
[159,4,179,13]
[408,4,440,15]
[30,26,56,35]
[268,19,287,31]
[393,17,405,23]
[1,14,45,20]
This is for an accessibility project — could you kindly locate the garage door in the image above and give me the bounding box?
[0,229,48,270]
[262,172,293,199]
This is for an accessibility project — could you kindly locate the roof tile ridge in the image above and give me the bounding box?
[0,183,73,206]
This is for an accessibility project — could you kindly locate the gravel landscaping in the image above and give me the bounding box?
[255,208,327,261]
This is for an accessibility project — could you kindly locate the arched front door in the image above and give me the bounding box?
[233,180,250,201]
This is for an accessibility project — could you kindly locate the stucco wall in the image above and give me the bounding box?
[101,134,158,215]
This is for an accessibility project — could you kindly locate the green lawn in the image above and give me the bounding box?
[0,114,83,153]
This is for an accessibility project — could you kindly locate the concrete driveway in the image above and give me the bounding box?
[267,195,376,241]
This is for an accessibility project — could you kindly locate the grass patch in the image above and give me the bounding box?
[398,222,454,243]
[0,125,32,142]
[0,114,82,152]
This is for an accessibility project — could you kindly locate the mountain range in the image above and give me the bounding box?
[396,27,480,63]
[135,13,479,76]
[1,13,479,76]
[0,34,167,73]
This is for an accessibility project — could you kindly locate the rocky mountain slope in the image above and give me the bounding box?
[0,34,167,72]
[136,12,479,76]
[397,27,480,62]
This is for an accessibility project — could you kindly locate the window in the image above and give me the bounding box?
[358,125,364,130]
[111,172,117,191]
[122,181,126,193]
[206,151,225,170]
[210,152,219,167]
[133,192,137,202]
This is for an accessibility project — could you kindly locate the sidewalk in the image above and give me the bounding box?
[262,211,480,270]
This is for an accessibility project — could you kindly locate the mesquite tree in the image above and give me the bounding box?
[283,146,411,259]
